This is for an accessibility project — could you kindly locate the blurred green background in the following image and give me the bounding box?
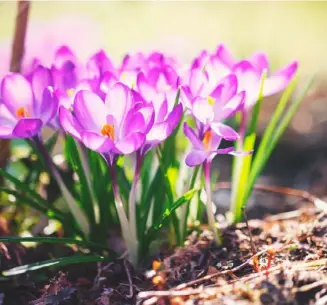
[0,1,327,76]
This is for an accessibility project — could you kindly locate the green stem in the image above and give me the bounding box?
[203,160,221,244]
[32,136,90,237]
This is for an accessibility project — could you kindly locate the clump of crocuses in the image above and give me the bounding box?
[0,44,299,265]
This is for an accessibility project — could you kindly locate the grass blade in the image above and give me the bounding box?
[243,76,313,206]
[2,255,111,276]
[0,236,114,253]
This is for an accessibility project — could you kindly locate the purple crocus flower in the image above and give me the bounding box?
[233,58,298,109]
[183,123,238,167]
[59,83,151,156]
[188,44,298,110]
[0,68,58,138]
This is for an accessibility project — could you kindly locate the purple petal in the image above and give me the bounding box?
[137,72,157,101]
[211,122,239,141]
[166,103,183,130]
[32,66,53,113]
[40,87,59,125]
[216,44,236,68]
[146,122,170,142]
[0,126,14,138]
[214,147,234,155]
[233,60,261,108]
[248,52,269,73]
[137,105,155,134]
[100,71,118,94]
[1,73,33,116]
[59,106,82,140]
[192,97,214,124]
[157,99,168,123]
[0,104,16,126]
[114,132,145,154]
[122,110,146,136]
[105,83,132,128]
[263,61,298,96]
[81,130,114,153]
[219,74,238,102]
[180,85,194,109]
[183,123,204,150]
[214,91,245,121]
[54,46,76,68]
[185,150,208,167]
[74,90,107,132]
[12,118,43,138]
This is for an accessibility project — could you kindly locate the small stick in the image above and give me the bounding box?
[242,207,257,255]
[10,1,30,72]
[123,259,134,299]
[173,243,291,291]
[215,182,327,211]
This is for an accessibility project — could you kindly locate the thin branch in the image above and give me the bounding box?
[215,182,327,211]
[10,1,30,73]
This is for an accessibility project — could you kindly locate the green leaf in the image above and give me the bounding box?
[2,255,111,276]
[0,236,114,253]
[148,188,199,233]
[65,136,95,228]
[0,168,51,208]
[231,72,266,222]
[242,76,313,211]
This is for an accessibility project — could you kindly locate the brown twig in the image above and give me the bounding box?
[10,1,30,73]
[172,243,293,291]
[215,182,327,211]
[123,259,134,299]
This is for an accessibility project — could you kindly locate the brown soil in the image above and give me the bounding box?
[1,205,327,305]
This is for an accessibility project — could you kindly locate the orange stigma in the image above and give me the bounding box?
[203,130,213,151]
[101,124,115,140]
[15,107,27,119]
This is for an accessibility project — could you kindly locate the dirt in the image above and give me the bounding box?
[0,202,326,305]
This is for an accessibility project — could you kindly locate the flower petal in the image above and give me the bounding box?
[211,122,239,141]
[248,52,269,73]
[114,132,145,154]
[59,106,82,140]
[185,150,208,167]
[40,87,59,125]
[146,122,170,143]
[137,72,157,102]
[192,97,214,124]
[81,130,114,153]
[216,44,236,68]
[166,103,183,130]
[1,73,33,116]
[214,91,245,121]
[12,118,43,138]
[105,82,132,128]
[74,90,107,132]
[54,45,76,68]
[183,123,204,150]
[32,66,53,113]
[263,61,298,96]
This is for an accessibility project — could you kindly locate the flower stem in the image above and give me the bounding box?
[231,110,247,223]
[32,136,90,237]
[76,141,100,224]
[128,151,142,260]
[105,155,138,266]
[203,160,221,244]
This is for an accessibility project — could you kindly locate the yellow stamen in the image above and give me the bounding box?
[207,96,215,106]
[66,88,75,97]
[165,84,172,91]
[203,130,213,151]
[100,124,115,140]
[15,107,28,119]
